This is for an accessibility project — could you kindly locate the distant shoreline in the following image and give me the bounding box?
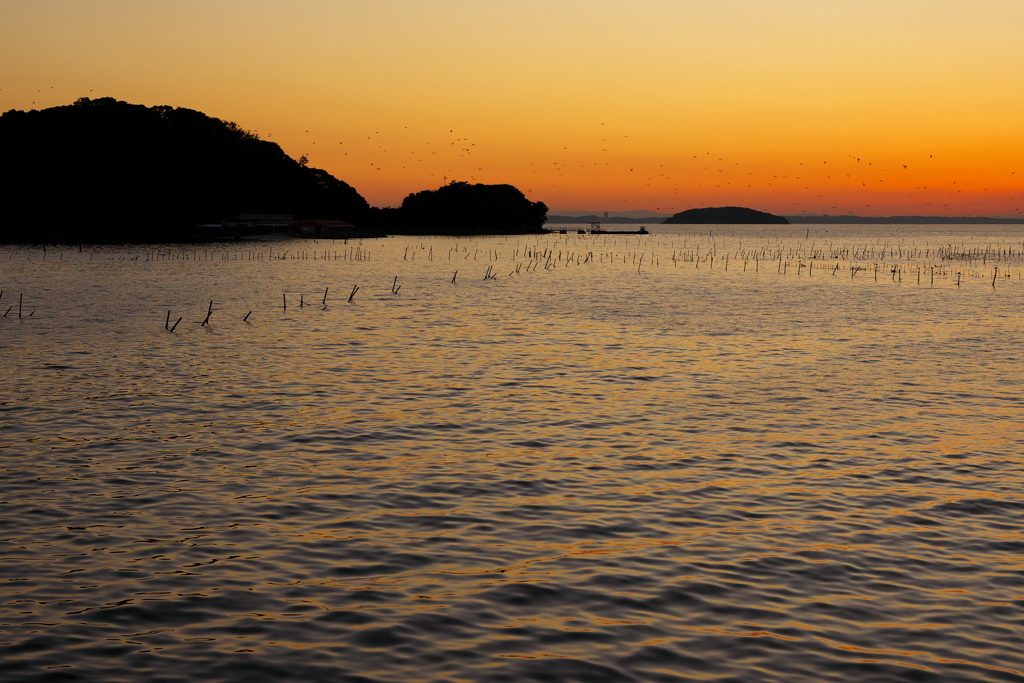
[549,214,1024,225]
[784,215,1024,224]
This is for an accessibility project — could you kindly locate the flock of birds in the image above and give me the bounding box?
[4,86,1021,217]
[286,119,1020,216]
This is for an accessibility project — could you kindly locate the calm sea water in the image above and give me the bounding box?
[2,224,1023,682]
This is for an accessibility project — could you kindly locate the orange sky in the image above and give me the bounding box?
[2,0,1023,216]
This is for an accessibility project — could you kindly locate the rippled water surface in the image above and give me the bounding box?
[2,225,1023,682]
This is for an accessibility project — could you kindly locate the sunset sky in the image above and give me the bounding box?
[2,0,1023,216]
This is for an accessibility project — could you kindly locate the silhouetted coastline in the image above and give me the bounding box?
[5,98,1019,244]
[0,98,369,243]
[0,98,546,243]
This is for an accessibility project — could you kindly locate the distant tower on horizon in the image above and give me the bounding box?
[604,211,609,219]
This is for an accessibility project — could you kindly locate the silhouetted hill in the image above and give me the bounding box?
[0,97,369,242]
[368,182,547,235]
[664,207,788,224]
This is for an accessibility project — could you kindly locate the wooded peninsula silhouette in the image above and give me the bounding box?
[0,98,547,242]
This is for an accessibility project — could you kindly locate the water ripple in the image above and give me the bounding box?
[2,231,1024,681]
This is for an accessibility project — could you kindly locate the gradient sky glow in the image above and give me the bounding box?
[2,0,1023,215]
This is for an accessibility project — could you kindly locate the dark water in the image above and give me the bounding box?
[2,226,1023,682]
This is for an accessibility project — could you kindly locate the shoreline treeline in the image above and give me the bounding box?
[0,98,547,243]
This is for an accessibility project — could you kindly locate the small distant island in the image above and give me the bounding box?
[0,98,547,242]
[663,207,789,224]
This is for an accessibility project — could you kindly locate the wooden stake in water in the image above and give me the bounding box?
[201,300,213,326]
[348,285,359,302]
[243,311,252,322]
[166,310,171,330]
[322,287,329,306]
